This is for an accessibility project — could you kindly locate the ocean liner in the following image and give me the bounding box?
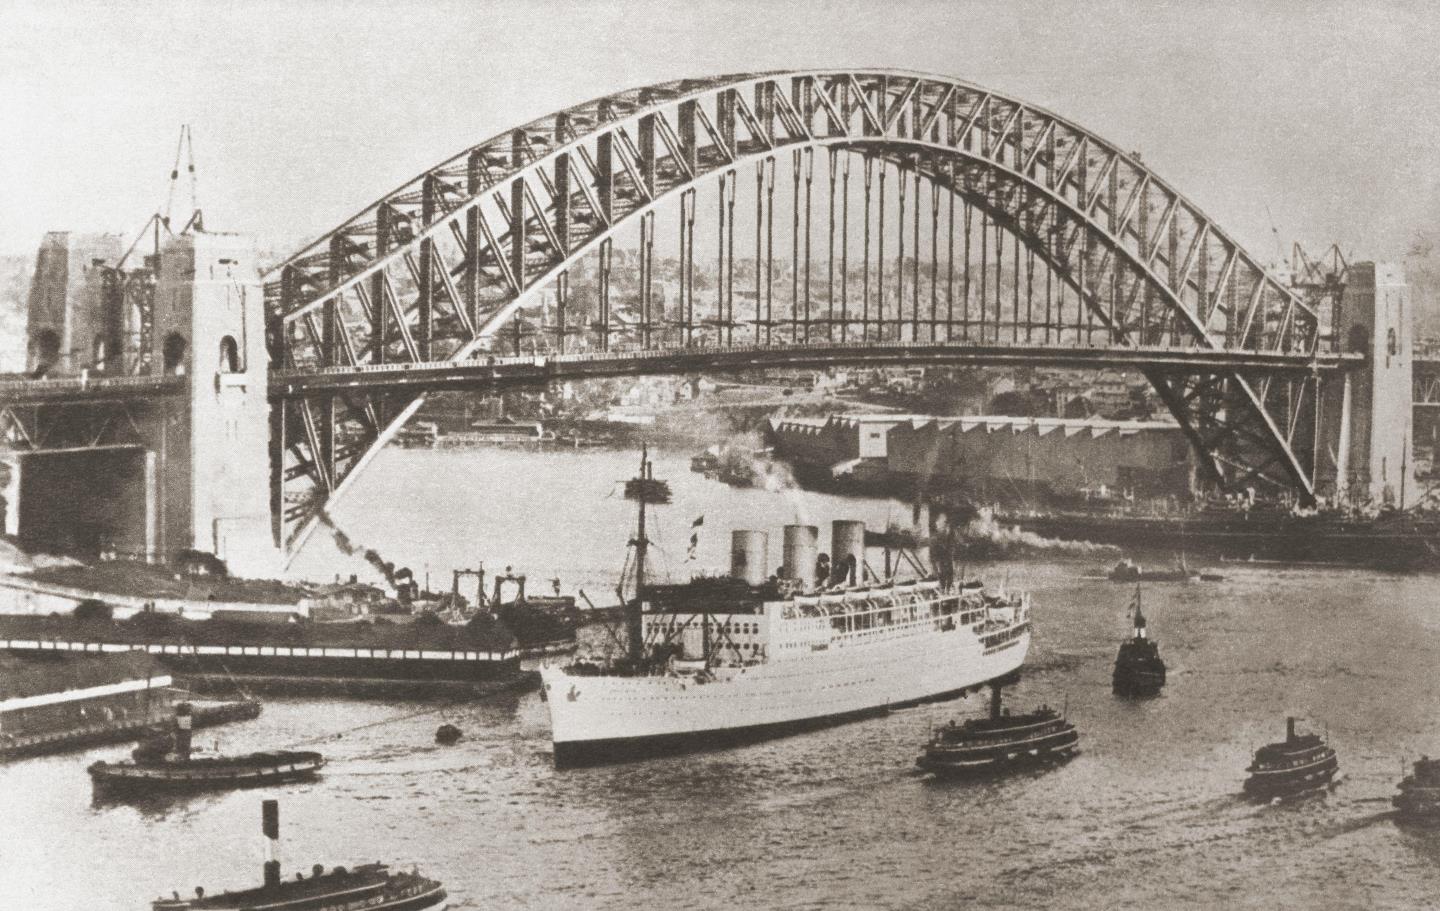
[540,451,1033,766]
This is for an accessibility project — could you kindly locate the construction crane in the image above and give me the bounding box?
[164,123,203,233]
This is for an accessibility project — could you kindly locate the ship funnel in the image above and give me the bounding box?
[782,525,819,589]
[831,520,866,585]
[173,702,193,761]
[730,530,770,585]
[262,799,281,889]
[1286,716,1297,743]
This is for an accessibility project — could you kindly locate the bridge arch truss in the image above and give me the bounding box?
[268,70,1341,555]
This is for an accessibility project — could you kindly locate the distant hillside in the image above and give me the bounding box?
[0,255,29,373]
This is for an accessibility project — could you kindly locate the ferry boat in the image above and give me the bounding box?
[917,684,1078,777]
[1112,588,1166,696]
[1393,756,1440,822]
[151,799,446,911]
[89,703,324,795]
[1243,716,1339,800]
[540,451,1033,767]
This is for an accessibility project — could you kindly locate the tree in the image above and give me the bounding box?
[73,599,114,622]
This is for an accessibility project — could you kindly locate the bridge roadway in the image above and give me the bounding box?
[271,340,1363,398]
[0,374,185,405]
[0,343,1361,407]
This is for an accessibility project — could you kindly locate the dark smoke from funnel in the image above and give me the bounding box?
[313,509,409,593]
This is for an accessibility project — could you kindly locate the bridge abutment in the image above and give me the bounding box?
[1317,262,1413,507]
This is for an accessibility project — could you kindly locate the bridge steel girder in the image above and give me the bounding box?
[267,70,1332,558]
[1416,358,1440,404]
[0,400,162,456]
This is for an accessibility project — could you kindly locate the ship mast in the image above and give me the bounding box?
[623,447,671,666]
[631,453,648,663]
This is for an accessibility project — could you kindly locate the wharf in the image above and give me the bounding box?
[1,697,260,760]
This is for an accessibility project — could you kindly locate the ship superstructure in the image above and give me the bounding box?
[541,451,1032,766]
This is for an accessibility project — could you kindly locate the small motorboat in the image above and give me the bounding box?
[917,684,1079,777]
[88,704,323,795]
[435,723,463,745]
[1107,557,1216,583]
[1243,716,1339,801]
[151,799,447,911]
[1394,756,1440,823]
[1113,587,1166,697]
[1111,555,1203,581]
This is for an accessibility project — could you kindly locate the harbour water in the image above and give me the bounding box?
[7,446,1440,909]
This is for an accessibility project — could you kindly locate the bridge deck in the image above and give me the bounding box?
[272,341,1362,397]
[0,374,186,405]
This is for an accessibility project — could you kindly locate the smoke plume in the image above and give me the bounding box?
[313,509,407,590]
[952,507,1120,557]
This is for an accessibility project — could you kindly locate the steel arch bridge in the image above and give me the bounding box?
[267,69,1345,554]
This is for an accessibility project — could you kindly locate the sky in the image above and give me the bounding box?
[1,0,1438,268]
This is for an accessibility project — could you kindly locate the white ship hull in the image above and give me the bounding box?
[541,621,1030,766]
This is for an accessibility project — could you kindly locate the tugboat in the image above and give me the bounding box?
[1393,756,1440,822]
[1243,716,1339,801]
[1112,587,1166,696]
[89,704,324,795]
[150,799,446,910]
[916,681,1079,777]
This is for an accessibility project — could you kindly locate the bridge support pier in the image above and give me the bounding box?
[150,232,280,576]
[1317,262,1413,508]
